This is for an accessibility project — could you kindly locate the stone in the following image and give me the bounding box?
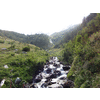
[53,63,58,67]
[46,68,52,74]
[22,51,27,54]
[0,79,5,87]
[4,65,8,68]
[49,74,57,78]
[63,66,70,71]
[54,70,61,76]
[34,75,42,83]
[15,77,21,84]
[1,48,7,50]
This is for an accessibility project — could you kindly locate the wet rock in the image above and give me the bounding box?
[34,75,42,83]
[54,70,61,76]
[60,62,64,64]
[49,74,57,78]
[46,68,52,74]
[63,66,70,71]
[49,61,53,64]
[41,83,48,88]
[53,63,58,67]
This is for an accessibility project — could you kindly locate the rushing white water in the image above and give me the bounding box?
[32,57,71,88]
[50,39,53,44]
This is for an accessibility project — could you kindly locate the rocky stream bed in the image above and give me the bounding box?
[29,57,74,88]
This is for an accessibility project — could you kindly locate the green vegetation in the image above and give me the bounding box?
[0,30,52,49]
[0,37,49,88]
[22,46,30,52]
[61,13,100,88]
[1,13,100,88]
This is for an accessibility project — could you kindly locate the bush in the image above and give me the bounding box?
[0,40,4,43]
[11,53,15,56]
[22,46,30,52]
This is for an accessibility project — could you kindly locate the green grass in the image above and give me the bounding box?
[0,36,50,88]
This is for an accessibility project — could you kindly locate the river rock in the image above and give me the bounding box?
[54,70,61,76]
[46,68,52,74]
[63,66,70,71]
[34,75,42,83]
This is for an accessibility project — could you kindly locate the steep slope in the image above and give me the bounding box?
[50,24,79,45]
[52,13,97,48]
[61,13,100,88]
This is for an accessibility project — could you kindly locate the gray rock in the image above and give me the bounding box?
[22,51,27,54]
[4,65,8,68]
[1,48,7,50]
[15,77,21,84]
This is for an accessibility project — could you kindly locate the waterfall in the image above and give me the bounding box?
[50,39,53,44]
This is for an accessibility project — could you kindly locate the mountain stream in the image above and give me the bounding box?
[30,57,73,88]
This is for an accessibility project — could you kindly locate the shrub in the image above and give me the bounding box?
[0,40,4,43]
[11,53,15,56]
[22,46,30,52]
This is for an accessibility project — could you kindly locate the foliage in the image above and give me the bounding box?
[0,37,50,88]
[0,30,51,49]
[22,46,30,52]
[0,40,4,43]
[61,13,100,88]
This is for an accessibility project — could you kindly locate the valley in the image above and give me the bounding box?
[0,13,100,88]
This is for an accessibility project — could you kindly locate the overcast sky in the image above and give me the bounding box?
[0,0,96,36]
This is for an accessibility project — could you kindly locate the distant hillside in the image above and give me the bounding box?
[50,25,79,45]
[0,30,52,49]
[52,13,97,48]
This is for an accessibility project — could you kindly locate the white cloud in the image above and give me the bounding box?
[0,0,94,35]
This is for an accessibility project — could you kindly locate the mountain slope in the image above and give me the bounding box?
[50,24,79,45]
[0,36,50,88]
[60,13,100,88]
[0,30,51,49]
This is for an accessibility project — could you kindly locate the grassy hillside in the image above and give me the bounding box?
[0,30,51,49]
[0,36,50,88]
[61,13,100,88]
